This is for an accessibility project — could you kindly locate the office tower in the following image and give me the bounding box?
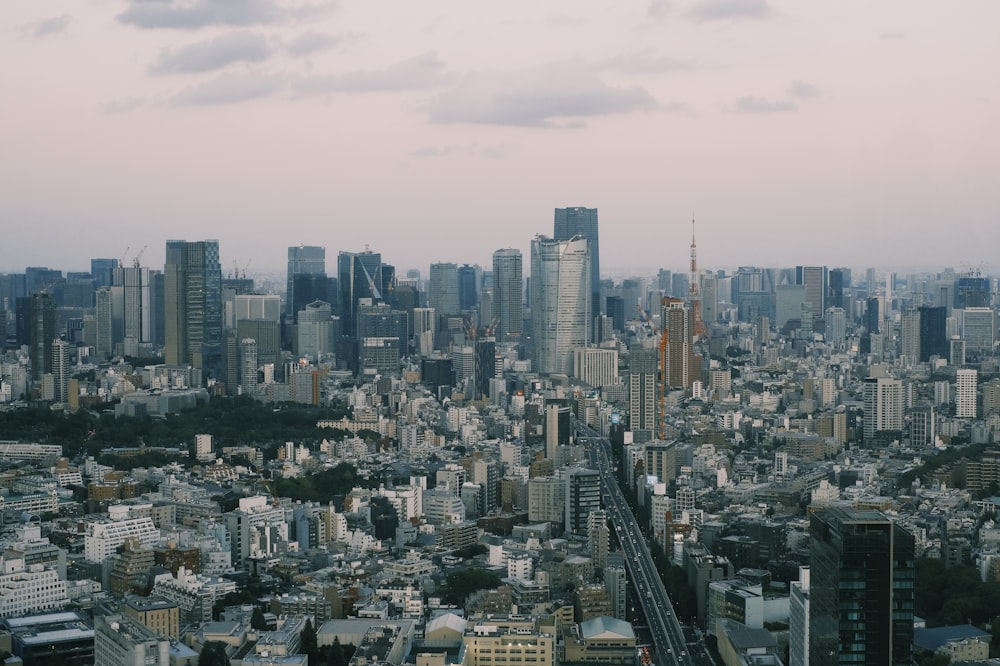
[776,284,807,329]
[164,240,222,377]
[29,292,56,381]
[950,338,966,366]
[474,338,495,399]
[606,296,625,332]
[458,264,478,311]
[918,305,948,361]
[236,319,279,380]
[671,273,689,301]
[554,206,600,326]
[234,294,281,322]
[91,258,119,288]
[113,265,153,358]
[956,276,990,309]
[701,272,718,327]
[962,307,996,354]
[52,338,70,404]
[809,507,914,666]
[662,297,694,389]
[983,379,1000,417]
[909,402,936,448]
[864,297,881,334]
[863,377,903,442]
[95,288,114,359]
[789,567,810,666]
[286,245,325,317]
[565,467,601,536]
[622,279,642,321]
[26,267,63,296]
[356,303,407,373]
[545,402,571,460]
[796,266,827,319]
[530,236,591,376]
[290,273,329,321]
[628,346,657,441]
[573,347,618,388]
[428,262,460,317]
[338,250,383,336]
[956,369,978,418]
[492,249,523,342]
[239,338,258,396]
[588,509,609,572]
[825,307,846,348]
[829,268,848,309]
[899,309,920,365]
[297,300,333,361]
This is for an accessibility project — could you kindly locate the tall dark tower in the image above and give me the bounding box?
[554,206,600,337]
[286,245,325,318]
[29,292,57,381]
[164,240,223,379]
[809,507,914,666]
[338,250,383,336]
[918,305,948,362]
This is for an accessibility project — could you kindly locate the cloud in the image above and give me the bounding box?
[171,71,286,105]
[788,79,820,99]
[648,1,671,20]
[686,0,772,22]
[21,15,71,38]
[427,63,657,127]
[150,32,271,74]
[286,30,348,56]
[295,52,446,94]
[104,97,148,114]
[599,49,694,74]
[409,144,509,159]
[728,95,795,113]
[118,0,333,30]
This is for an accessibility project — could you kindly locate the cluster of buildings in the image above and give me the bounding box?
[0,208,999,666]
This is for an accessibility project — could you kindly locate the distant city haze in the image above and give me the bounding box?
[3,1,998,272]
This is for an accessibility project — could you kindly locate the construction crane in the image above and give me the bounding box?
[132,245,147,268]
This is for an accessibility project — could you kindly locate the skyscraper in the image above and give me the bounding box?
[809,507,914,666]
[113,265,154,358]
[956,368,978,418]
[863,376,903,442]
[918,305,948,362]
[554,207,600,330]
[29,292,56,381]
[164,240,223,378]
[796,265,827,323]
[286,245,325,317]
[338,250,383,336]
[428,262,460,316]
[492,248,523,342]
[458,264,478,311]
[662,297,694,389]
[899,309,920,365]
[530,236,591,376]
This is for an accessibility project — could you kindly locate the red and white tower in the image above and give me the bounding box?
[688,218,709,339]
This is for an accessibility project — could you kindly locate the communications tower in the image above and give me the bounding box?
[688,219,708,339]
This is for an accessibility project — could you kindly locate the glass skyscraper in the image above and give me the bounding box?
[530,235,590,376]
[554,207,600,331]
[164,240,222,379]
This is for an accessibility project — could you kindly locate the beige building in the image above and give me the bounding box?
[124,595,180,639]
[561,615,636,666]
[462,614,556,666]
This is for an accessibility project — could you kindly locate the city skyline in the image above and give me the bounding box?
[3,1,998,272]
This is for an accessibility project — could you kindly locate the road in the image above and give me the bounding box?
[578,422,695,666]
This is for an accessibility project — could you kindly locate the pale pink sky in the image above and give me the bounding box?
[2,0,998,275]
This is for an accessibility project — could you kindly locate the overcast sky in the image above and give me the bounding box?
[3,0,998,277]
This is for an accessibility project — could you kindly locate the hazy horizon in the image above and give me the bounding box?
[3,1,998,272]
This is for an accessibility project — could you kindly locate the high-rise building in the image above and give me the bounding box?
[112,266,155,358]
[91,258,120,288]
[628,345,657,441]
[956,369,978,418]
[962,307,996,354]
[863,376,903,442]
[51,338,70,404]
[825,307,847,348]
[458,264,478,311]
[95,287,114,359]
[564,467,601,536]
[918,305,948,362]
[809,507,914,666]
[492,249,523,342]
[164,240,222,378]
[286,245,325,317]
[29,292,56,381]
[829,268,849,309]
[796,266,827,322]
[899,309,920,365]
[789,567,810,666]
[297,300,334,361]
[545,402,571,461]
[338,250,383,336]
[428,262,460,317]
[356,303,407,373]
[239,338,258,397]
[554,207,600,328]
[662,297,694,389]
[530,236,591,376]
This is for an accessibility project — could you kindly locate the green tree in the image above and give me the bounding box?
[199,641,230,666]
[442,568,503,606]
[301,619,319,666]
[250,606,268,630]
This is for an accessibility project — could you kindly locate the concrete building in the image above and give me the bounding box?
[94,614,170,666]
[531,235,591,376]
